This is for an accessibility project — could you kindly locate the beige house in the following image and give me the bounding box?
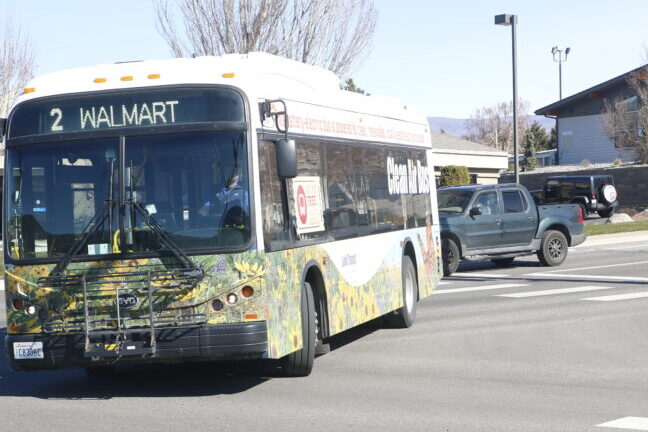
[430,132,508,185]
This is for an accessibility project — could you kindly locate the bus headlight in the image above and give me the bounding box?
[226,293,238,305]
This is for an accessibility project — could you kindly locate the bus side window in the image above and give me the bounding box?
[259,140,287,250]
[411,149,431,227]
[365,147,393,233]
[324,144,357,240]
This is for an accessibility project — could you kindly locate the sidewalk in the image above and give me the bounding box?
[576,231,648,247]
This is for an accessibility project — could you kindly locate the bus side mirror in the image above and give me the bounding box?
[276,139,297,178]
[0,118,6,137]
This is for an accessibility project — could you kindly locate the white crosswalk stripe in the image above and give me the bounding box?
[583,291,648,302]
[450,273,511,278]
[596,416,648,430]
[434,283,528,295]
[497,285,614,298]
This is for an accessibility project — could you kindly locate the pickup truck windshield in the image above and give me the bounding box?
[437,189,474,213]
[6,130,250,260]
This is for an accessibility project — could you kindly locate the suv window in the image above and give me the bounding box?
[574,180,590,196]
[473,192,500,216]
[560,181,574,199]
[594,176,614,189]
[545,179,560,200]
[502,190,527,213]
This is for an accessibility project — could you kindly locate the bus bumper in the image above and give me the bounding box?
[5,321,268,371]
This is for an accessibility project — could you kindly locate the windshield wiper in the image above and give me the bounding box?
[49,199,115,277]
[50,160,117,277]
[127,199,203,275]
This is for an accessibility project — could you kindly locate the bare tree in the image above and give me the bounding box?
[155,0,377,77]
[463,100,530,153]
[601,67,648,164]
[0,10,35,118]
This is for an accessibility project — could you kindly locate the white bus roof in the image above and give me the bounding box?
[14,53,430,146]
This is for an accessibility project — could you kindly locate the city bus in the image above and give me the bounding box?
[2,53,441,376]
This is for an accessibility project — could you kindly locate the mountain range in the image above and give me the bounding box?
[427,115,555,138]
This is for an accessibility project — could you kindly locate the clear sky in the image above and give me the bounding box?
[7,0,648,118]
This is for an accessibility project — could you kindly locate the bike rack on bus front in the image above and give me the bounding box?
[38,267,206,359]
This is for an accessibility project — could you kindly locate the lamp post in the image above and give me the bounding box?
[551,46,571,100]
[494,13,519,184]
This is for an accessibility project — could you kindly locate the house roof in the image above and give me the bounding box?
[431,131,507,155]
[535,63,646,116]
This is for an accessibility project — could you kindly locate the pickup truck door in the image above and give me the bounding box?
[500,189,537,246]
[465,191,504,250]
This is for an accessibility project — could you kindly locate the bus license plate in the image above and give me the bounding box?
[13,342,44,360]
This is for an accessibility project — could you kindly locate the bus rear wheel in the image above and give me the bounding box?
[385,256,418,328]
[279,281,316,377]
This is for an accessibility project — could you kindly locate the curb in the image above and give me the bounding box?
[576,231,648,247]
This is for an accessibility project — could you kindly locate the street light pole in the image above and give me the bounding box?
[551,46,571,100]
[495,14,519,184]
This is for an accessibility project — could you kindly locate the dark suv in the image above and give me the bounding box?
[539,175,618,218]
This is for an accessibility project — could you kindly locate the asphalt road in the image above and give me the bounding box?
[1,235,647,432]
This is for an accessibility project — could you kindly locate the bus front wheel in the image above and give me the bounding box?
[279,281,316,377]
[385,256,418,328]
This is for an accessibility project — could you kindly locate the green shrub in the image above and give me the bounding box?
[439,165,471,187]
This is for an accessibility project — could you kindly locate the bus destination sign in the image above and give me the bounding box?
[9,87,244,138]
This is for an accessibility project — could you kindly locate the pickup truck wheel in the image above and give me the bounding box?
[537,230,568,266]
[598,208,615,218]
[491,257,515,267]
[442,238,460,276]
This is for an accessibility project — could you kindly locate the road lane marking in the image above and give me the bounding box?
[497,285,614,298]
[439,281,451,285]
[0,280,4,291]
[535,260,648,274]
[450,273,511,278]
[583,291,648,302]
[433,283,528,295]
[597,416,648,430]
[526,273,648,282]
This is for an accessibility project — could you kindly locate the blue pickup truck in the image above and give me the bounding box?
[438,184,586,276]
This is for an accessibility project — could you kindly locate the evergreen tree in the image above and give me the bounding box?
[343,78,369,95]
[522,125,541,171]
[525,122,551,151]
[548,126,558,149]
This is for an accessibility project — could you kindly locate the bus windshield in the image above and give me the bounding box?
[6,130,250,261]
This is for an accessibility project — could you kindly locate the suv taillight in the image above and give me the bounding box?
[577,205,584,223]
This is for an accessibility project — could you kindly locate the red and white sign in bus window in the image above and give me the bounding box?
[292,176,325,234]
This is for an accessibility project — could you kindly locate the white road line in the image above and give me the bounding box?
[439,281,451,285]
[534,260,648,274]
[0,280,4,291]
[497,285,614,298]
[597,416,648,430]
[526,273,648,282]
[583,291,648,302]
[433,283,528,295]
[450,273,511,278]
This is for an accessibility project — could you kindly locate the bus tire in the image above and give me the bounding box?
[442,238,460,276]
[537,230,568,267]
[385,256,418,328]
[279,281,316,377]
